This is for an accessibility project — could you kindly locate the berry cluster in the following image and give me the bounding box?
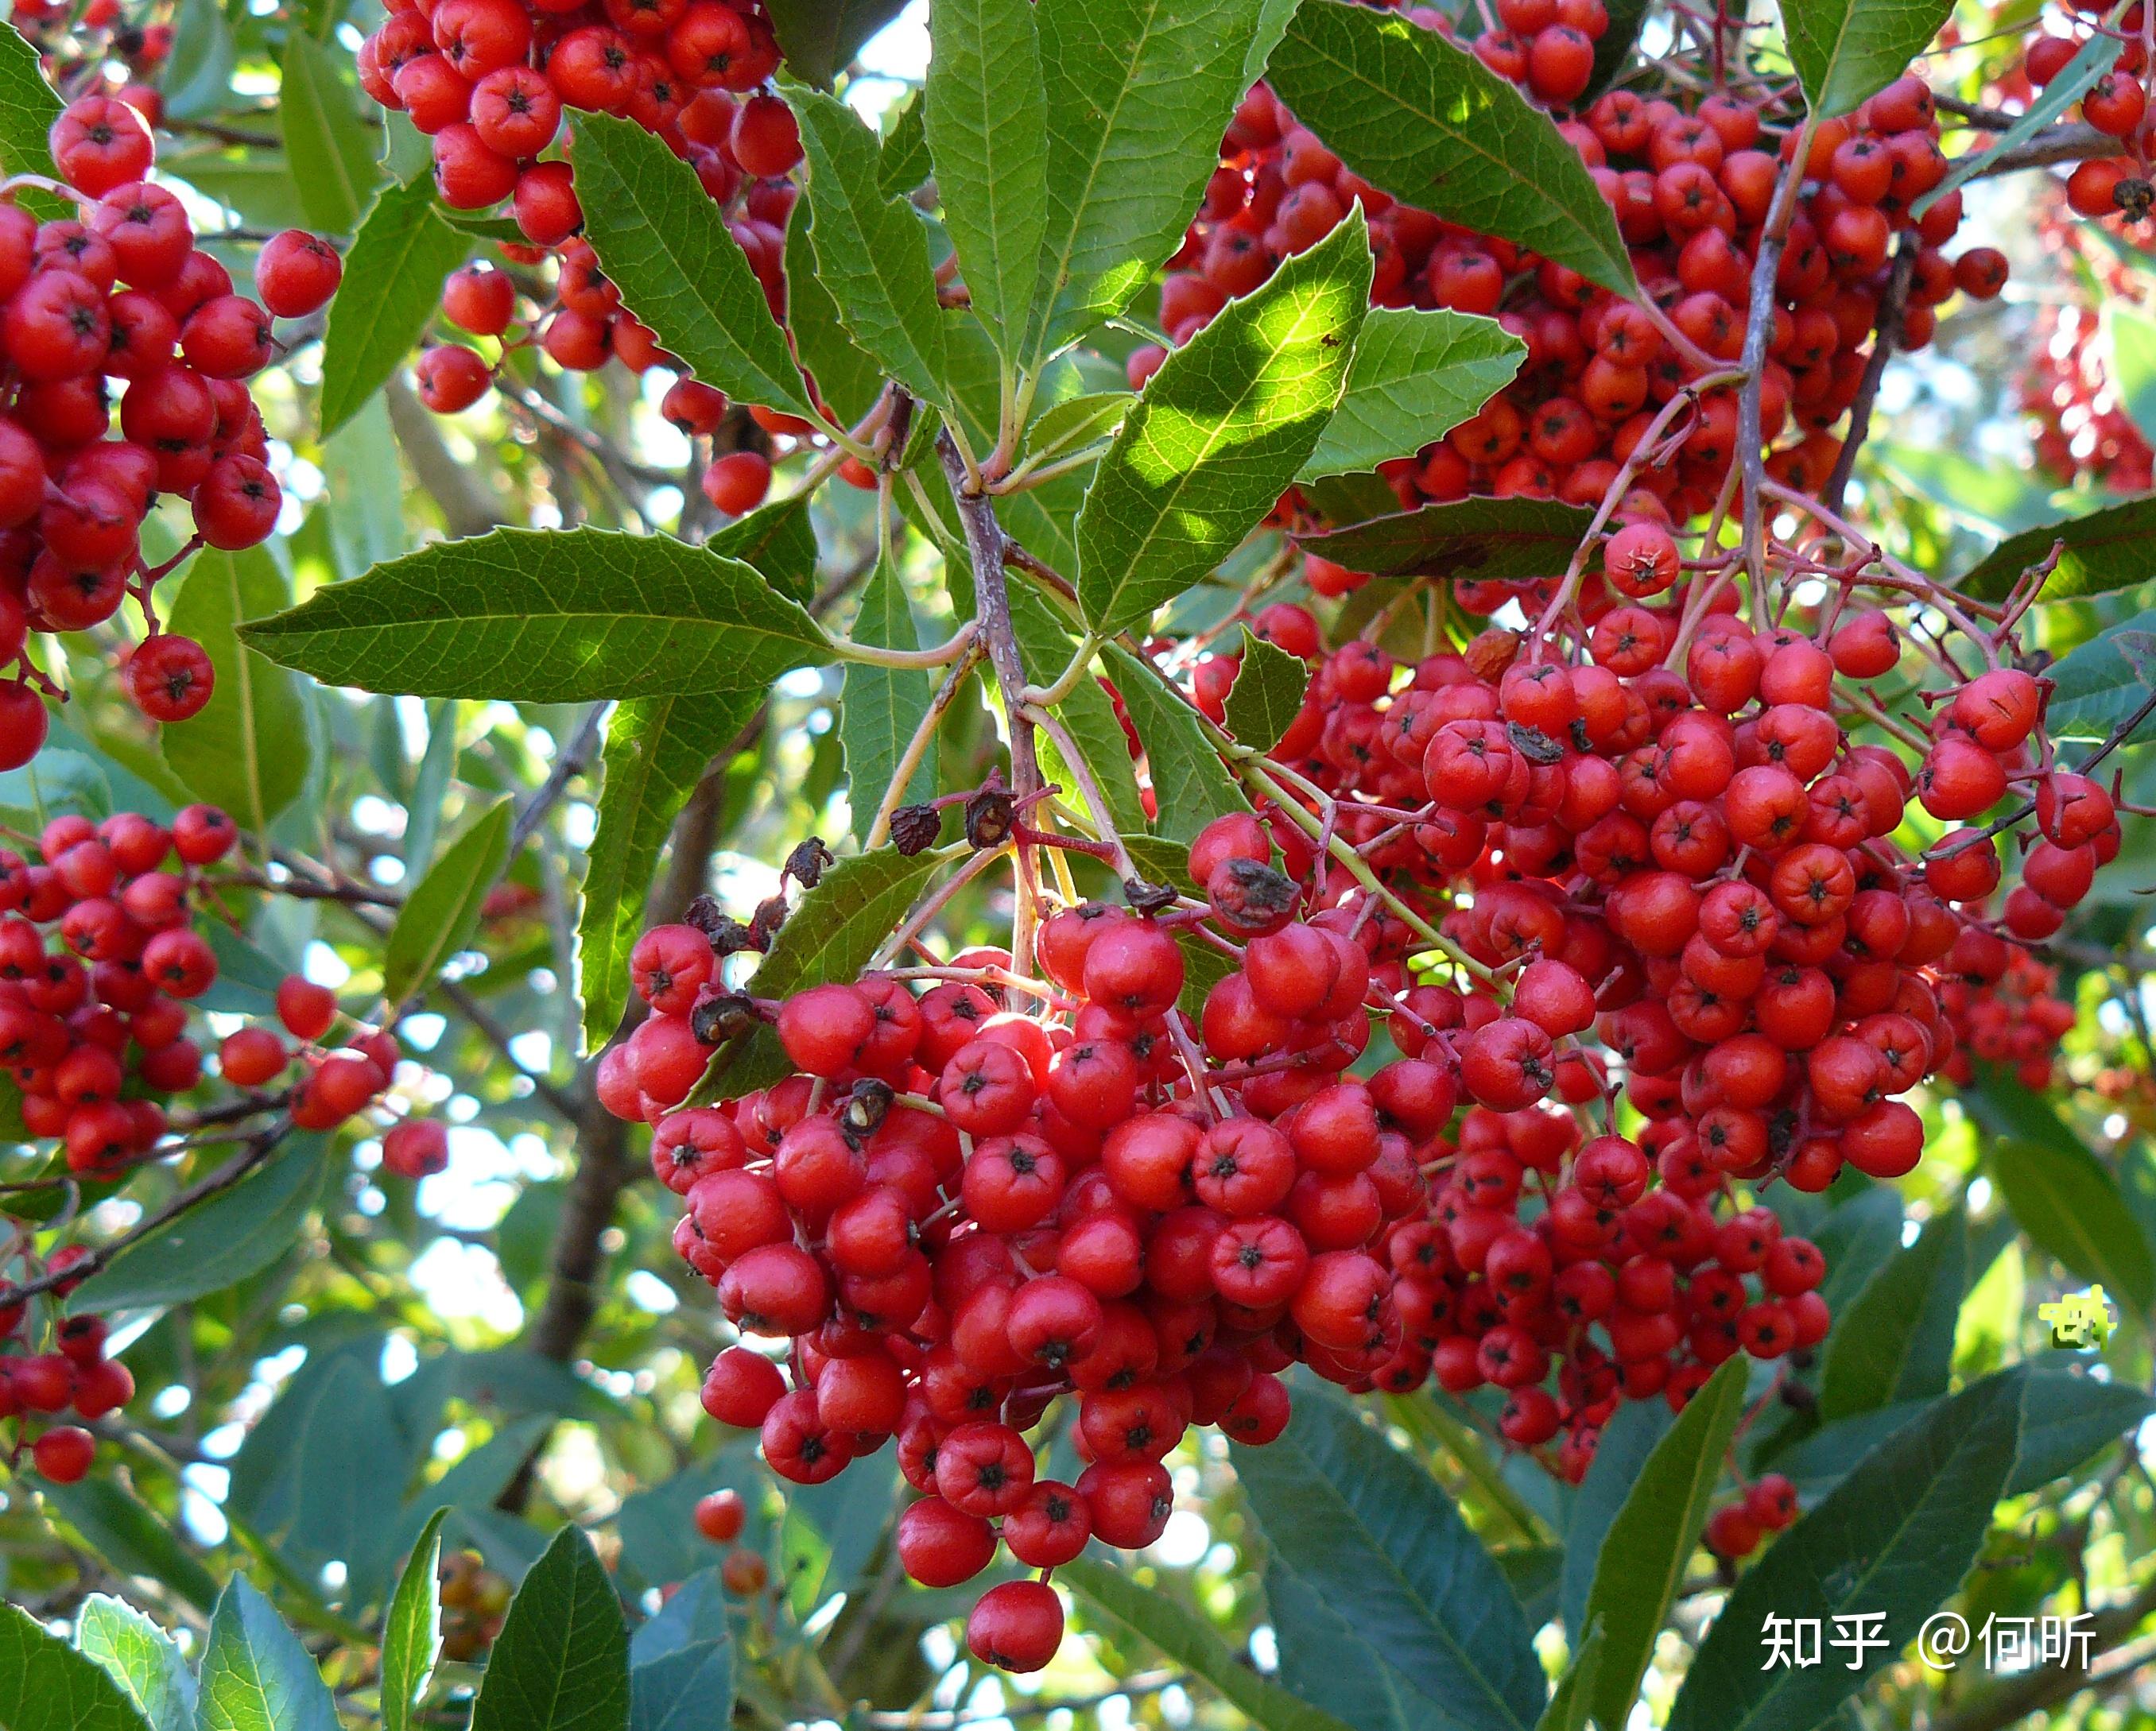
[1704,1468,1799,1560]
[0,1259,128,1486]
[362,0,809,518]
[1148,44,2011,532]
[0,95,336,771]
[0,804,444,1482]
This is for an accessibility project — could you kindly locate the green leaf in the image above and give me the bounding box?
[160,547,312,837]
[1771,1366,2154,1502]
[1581,1356,1747,1731]
[1955,495,2156,603]
[41,1481,219,1613]
[630,1579,743,1714]
[1222,627,1310,753]
[1078,210,1371,638]
[877,97,930,196]
[0,23,64,217]
[1782,0,1957,118]
[1665,1371,2023,1731]
[1263,1559,1447,1731]
[1557,1397,1669,1638]
[1968,1077,2156,1315]
[568,115,820,424]
[0,749,111,831]
[1918,2,2127,215]
[64,1136,332,1315]
[698,847,948,1099]
[708,490,820,605]
[385,797,513,1006]
[1535,1621,1603,1731]
[319,175,472,437]
[1231,1386,1545,1731]
[631,1568,731,1663]
[381,1509,448,1731]
[1007,583,1147,840]
[1297,497,1592,582]
[1817,1205,1965,1421]
[762,0,909,86]
[843,553,938,843]
[789,83,949,412]
[242,529,831,703]
[470,1525,630,1731]
[281,30,380,235]
[289,1358,399,1582]
[2009,1365,2155,1492]
[322,393,407,578]
[927,0,1049,358]
[1026,390,1132,463]
[783,207,884,430]
[0,1604,148,1731]
[578,694,759,1051]
[1031,0,1283,359]
[75,1597,194,1731]
[629,1636,732,1731]
[1298,308,1525,482]
[1991,1139,2156,1315]
[2043,608,2156,741]
[1267,2,1636,298]
[1103,644,1251,845]
[1060,1558,1353,1731]
[162,0,236,121]
[197,1576,341,1731]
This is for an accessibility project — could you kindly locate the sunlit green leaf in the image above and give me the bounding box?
[578,694,759,1051]
[789,82,948,412]
[243,529,831,703]
[1104,644,1251,845]
[0,1603,148,1731]
[1268,2,1635,296]
[1782,0,1954,117]
[197,1577,340,1731]
[1030,0,1281,359]
[843,551,939,842]
[570,114,822,424]
[381,1510,448,1731]
[74,1597,193,1731]
[927,0,1048,358]
[1299,308,1524,482]
[1079,211,1371,637]
[1222,628,1312,753]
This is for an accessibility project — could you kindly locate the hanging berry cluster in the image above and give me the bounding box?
[360,0,808,518]
[0,95,339,770]
[0,803,450,1485]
